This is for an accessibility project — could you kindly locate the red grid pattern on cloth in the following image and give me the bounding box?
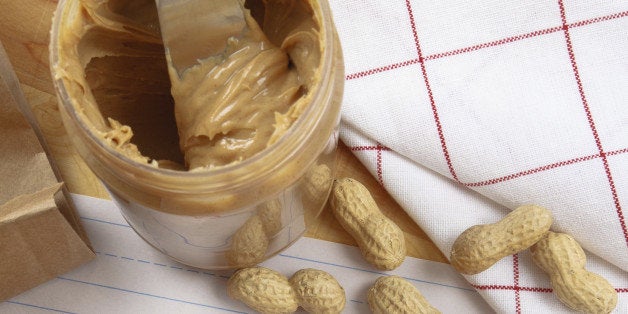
[350,141,628,313]
[345,0,628,312]
[345,10,628,81]
[350,144,391,187]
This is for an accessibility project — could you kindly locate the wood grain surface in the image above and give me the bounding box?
[0,0,447,263]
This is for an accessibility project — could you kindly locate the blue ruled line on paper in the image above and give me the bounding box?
[80,216,130,228]
[278,253,474,292]
[5,300,77,314]
[56,277,246,313]
[94,250,230,281]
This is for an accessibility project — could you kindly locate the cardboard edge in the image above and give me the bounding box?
[0,185,95,301]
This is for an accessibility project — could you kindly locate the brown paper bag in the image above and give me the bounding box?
[0,40,94,301]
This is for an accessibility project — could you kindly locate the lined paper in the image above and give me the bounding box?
[1,194,491,313]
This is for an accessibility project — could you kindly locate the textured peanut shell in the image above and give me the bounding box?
[530,232,617,314]
[227,215,269,267]
[258,198,283,236]
[227,267,298,314]
[450,204,553,274]
[368,276,441,314]
[330,178,406,270]
[300,163,333,226]
[301,163,333,202]
[289,268,346,314]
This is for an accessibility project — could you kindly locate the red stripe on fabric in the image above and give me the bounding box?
[344,11,628,80]
[425,10,628,61]
[464,148,628,187]
[569,10,628,28]
[473,284,628,293]
[558,0,628,247]
[352,145,626,187]
[376,143,385,186]
[346,59,420,80]
[350,144,389,187]
[513,255,522,314]
[473,284,553,293]
[350,145,392,151]
[465,153,600,187]
[425,26,562,60]
[405,0,460,183]
[608,147,628,156]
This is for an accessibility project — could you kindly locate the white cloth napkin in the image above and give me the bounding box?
[329,0,628,312]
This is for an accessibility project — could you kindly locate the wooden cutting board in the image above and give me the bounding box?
[0,0,446,263]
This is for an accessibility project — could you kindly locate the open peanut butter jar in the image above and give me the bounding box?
[49,0,344,269]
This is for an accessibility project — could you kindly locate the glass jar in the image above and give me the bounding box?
[49,0,344,269]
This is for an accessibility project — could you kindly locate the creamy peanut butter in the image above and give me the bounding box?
[52,0,342,268]
[54,0,322,171]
